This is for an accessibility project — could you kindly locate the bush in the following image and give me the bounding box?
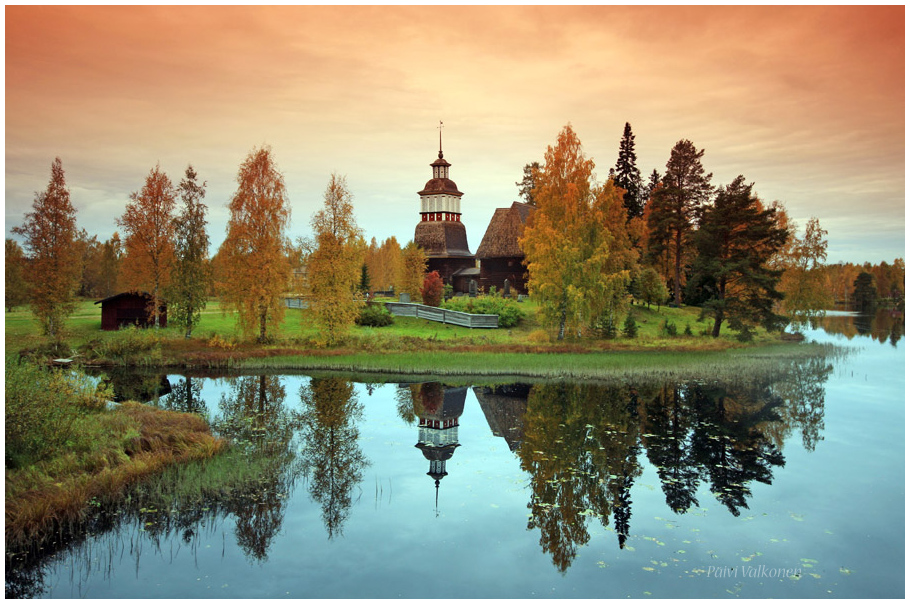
[662,320,678,337]
[356,302,394,327]
[6,357,113,468]
[421,271,444,307]
[684,323,693,336]
[441,295,525,328]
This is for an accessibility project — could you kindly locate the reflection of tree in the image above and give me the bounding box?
[215,375,301,562]
[688,382,785,517]
[640,383,701,514]
[769,356,832,452]
[820,309,904,345]
[518,383,641,571]
[299,378,369,539]
[163,375,206,416]
[394,384,423,425]
[101,368,171,403]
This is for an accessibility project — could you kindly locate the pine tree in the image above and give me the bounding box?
[516,162,541,205]
[647,140,713,306]
[613,122,644,220]
[689,176,788,339]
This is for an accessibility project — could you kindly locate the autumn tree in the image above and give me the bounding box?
[647,140,713,306]
[519,124,630,340]
[165,165,211,338]
[613,122,644,220]
[117,164,177,328]
[221,146,291,342]
[516,161,542,206]
[306,173,365,345]
[688,176,788,339]
[777,216,833,329]
[97,233,123,298]
[365,236,402,293]
[5,239,29,312]
[397,241,427,302]
[12,157,81,339]
[421,270,444,307]
[636,267,669,310]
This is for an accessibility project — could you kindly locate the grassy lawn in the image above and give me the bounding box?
[5,296,792,375]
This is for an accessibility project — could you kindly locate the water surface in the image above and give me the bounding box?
[6,315,904,598]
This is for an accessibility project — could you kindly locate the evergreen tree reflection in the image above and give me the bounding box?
[640,383,701,514]
[299,378,369,539]
[688,381,785,517]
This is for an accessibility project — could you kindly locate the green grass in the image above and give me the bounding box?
[5,296,794,374]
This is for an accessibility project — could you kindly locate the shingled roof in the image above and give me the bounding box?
[475,201,535,259]
[414,220,473,257]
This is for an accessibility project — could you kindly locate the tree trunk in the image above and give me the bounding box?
[673,229,683,306]
[259,310,267,343]
[557,297,567,341]
[712,313,723,338]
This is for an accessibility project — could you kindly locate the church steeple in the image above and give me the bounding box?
[419,124,462,221]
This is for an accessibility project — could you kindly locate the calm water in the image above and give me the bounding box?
[6,312,904,598]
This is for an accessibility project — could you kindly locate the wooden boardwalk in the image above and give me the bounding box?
[384,302,498,329]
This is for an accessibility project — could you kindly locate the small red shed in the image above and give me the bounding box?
[95,292,167,331]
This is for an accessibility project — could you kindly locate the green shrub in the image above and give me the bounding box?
[356,302,394,327]
[441,295,525,328]
[684,323,693,336]
[622,313,638,338]
[662,320,678,337]
[5,357,113,468]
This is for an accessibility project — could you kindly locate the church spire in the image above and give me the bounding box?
[438,120,444,159]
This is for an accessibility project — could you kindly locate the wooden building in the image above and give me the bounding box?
[475,201,535,295]
[95,292,167,331]
[413,133,476,291]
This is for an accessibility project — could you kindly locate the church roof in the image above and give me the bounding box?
[476,201,535,259]
[418,177,463,197]
[415,221,473,258]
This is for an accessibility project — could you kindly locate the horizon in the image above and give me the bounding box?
[5,6,905,265]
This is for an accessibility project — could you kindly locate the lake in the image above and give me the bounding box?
[6,311,904,598]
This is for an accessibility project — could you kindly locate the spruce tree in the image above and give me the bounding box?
[613,122,644,220]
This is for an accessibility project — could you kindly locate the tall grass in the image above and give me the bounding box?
[5,359,226,551]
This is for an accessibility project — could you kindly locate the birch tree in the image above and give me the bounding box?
[117,164,177,327]
[12,158,80,340]
[166,165,211,338]
[519,124,628,340]
[307,173,364,345]
[221,146,291,342]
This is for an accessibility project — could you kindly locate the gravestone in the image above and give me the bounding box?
[503,279,511,297]
[469,279,477,298]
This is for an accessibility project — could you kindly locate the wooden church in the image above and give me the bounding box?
[412,127,533,296]
[413,131,479,293]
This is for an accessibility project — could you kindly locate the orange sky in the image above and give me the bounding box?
[5,5,905,263]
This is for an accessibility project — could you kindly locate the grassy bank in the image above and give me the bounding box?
[6,297,794,376]
[5,358,227,551]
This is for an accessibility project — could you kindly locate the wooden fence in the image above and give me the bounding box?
[384,302,498,329]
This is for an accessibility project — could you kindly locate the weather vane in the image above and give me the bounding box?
[438,120,444,156]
